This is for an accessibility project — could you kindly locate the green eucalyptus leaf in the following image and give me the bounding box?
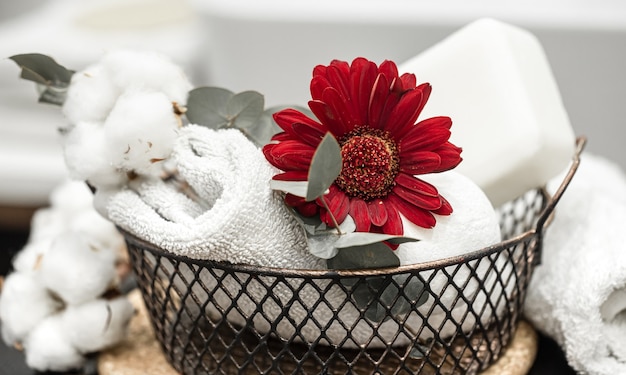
[334,232,420,249]
[327,242,399,270]
[228,90,264,129]
[306,133,342,202]
[10,53,74,87]
[242,110,281,146]
[186,87,233,128]
[269,179,309,198]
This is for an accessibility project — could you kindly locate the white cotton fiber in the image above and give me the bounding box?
[39,233,117,305]
[48,180,94,215]
[68,210,124,254]
[63,64,120,126]
[11,238,53,273]
[23,314,85,372]
[104,91,179,176]
[0,272,60,345]
[62,297,134,353]
[101,49,192,105]
[27,208,66,244]
[62,121,126,188]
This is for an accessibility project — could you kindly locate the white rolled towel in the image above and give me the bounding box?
[102,125,323,269]
[101,125,502,348]
[524,153,626,375]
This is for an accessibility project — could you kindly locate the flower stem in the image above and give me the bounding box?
[320,196,343,235]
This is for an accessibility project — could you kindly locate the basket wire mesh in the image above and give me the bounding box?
[123,138,585,374]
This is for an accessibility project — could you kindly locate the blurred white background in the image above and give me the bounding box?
[0,0,624,209]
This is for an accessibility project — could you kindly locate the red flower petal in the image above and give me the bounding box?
[349,198,371,232]
[399,151,442,174]
[350,58,377,126]
[387,193,436,229]
[400,73,416,90]
[308,100,348,137]
[385,88,426,137]
[322,86,358,133]
[433,196,453,216]
[368,73,390,129]
[367,199,388,227]
[381,200,403,235]
[392,184,443,211]
[273,109,326,146]
[431,143,463,172]
[399,117,452,152]
[272,170,309,181]
[267,140,314,171]
[394,173,438,197]
[379,60,399,84]
[320,189,350,227]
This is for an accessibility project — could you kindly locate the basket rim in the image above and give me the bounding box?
[120,137,586,278]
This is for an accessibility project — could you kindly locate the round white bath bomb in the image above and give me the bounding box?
[395,171,501,264]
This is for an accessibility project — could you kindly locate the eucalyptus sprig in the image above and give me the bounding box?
[9,53,75,105]
[186,87,283,147]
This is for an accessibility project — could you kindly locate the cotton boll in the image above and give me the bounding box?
[23,314,85,372]
[27,208,67,244]
[0,272,60,345]
[63,63,120,125]
[62,297,134,353]
[101,50,192,104]
[68,210,125,254]
[39,233,117,306]
[62,121,127,189]
[49,180,94,215]
[104,91,179,176]
[12,238,53,273]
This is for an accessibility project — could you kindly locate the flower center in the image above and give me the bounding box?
[335,126,400,200]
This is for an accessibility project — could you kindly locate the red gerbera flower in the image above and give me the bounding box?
[263,58,462,236]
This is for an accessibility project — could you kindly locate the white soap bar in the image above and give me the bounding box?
[399,18,576,207]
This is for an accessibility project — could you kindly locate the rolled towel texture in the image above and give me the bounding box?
[102,125,502,348]
[102,125,323,269]
[524,153,626,375]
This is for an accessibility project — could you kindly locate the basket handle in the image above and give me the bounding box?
[535,136,587,235]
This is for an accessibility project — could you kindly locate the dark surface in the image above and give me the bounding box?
[0,229,577,375]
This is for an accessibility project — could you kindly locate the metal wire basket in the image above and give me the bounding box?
[123,138,585,375]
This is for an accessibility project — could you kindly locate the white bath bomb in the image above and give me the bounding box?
[0,272,60,345]
[23,314,85,372]
[39,232,117,305]
[399,18,575,207]
[62,297,134,353]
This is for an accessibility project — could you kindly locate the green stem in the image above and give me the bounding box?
[320,195,343,235]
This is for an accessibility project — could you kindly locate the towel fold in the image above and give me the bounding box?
[524,153,626,375]
[102,125,323,269]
